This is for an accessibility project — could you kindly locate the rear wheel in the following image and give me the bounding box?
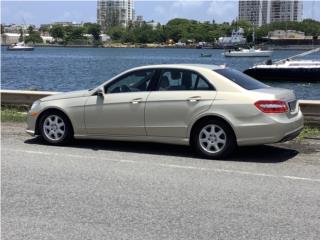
[39,111,72,145]
[192,119,236,159]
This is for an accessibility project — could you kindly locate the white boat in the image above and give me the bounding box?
[217,28,247,47]
[244,48,320,81]
[223,47,273,57]
[7,42,34,51]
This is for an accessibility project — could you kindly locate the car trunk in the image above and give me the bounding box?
[252,88,298,113]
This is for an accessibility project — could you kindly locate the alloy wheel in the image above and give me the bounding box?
[199,124,227,154]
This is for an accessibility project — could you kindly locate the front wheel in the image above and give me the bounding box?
[39,111,73,145]
[191,119,236,159]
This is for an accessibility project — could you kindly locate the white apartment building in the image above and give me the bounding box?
[239,0,303,27]
[97,0,134,31]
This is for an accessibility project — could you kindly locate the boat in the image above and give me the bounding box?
[7,42,34,51]
[244,48,320,81]
[200,53,212,57]
[223,47,272,57]
[217,28,247,48]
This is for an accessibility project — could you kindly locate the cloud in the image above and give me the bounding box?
[12,10,33,23]
[206,1,237,22]
[172,0,204,9]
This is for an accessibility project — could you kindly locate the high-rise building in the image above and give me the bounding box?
[97,0,134,31]
[239,0,303,27]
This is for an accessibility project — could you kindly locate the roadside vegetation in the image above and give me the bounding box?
[1,105,28,122]
[1,105,319,140]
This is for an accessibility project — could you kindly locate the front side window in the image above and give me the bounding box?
[157,69,213,91]
[105,69,154,94]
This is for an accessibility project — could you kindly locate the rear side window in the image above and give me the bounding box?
[215,68,269,90]
[157,69,213,91]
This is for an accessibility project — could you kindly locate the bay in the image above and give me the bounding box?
[1,47,319,99]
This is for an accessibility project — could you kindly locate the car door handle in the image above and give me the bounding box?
[187,96,201,102]
[131,98,143,104]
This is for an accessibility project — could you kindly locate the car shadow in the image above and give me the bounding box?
[24,137,298,163]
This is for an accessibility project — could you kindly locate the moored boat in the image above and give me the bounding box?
[200,53,212,57]
[7,42,34,51]
[223,47,272,57]
[217,28,247,48]
[244,48,320,81]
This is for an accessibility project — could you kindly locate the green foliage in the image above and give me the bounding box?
[297,126,320,140]
[25,27,43,44]
[84,23,101,42]
[104,18,320,44]
[49,24,65,39]
[64,26,85,42]
[19,28,24,42]
[49,23,102,45]
[46,18,320,45]
[1,105,28,122]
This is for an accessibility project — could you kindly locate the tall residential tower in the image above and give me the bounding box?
[239,0,303,27]
[97,0,134,31]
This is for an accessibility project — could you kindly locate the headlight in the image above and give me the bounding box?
[30,100,40,110]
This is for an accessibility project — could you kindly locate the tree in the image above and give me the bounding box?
[27,25,34,34]
[84,23,101,43]
[63,26,85,43]
[25,31,43,44]
[49,24,65,40]
[19,28,24,42]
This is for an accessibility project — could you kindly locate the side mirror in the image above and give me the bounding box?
[95,88,104,97]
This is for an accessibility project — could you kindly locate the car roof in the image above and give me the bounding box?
[131,64,225,71]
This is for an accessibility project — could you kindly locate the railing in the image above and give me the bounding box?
[1,90,319,125]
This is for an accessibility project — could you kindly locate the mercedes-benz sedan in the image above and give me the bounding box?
[26,64,304,159]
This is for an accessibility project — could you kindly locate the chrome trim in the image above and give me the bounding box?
[26,130,35,136]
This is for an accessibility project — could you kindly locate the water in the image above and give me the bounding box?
[1,47,320,99]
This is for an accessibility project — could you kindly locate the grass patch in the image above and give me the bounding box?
[298,126,320,140]
[1,105,28,122]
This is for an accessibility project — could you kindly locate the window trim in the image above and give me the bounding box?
[104,69,157,94]
[153,68,216,92]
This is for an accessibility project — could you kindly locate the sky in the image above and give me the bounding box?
[1,0,319,26]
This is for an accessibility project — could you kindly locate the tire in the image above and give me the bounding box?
[191,119,236,159]
[39,110,73,145]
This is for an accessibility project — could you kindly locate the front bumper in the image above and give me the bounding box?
[26,111,38,136]
[26,129,35,136]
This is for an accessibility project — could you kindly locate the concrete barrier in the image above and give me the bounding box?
[1,90,319,125]
[299,100,320,126]
[0,90,60,105]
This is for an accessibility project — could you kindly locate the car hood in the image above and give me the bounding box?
[40,90,91,102]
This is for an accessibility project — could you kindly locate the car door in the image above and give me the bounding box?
[84,69,155,136]
[145,68,217,138]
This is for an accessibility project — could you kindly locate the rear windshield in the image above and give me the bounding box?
[215,68,269,90]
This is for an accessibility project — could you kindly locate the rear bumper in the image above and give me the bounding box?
[278,127,303,143]
[236,110,304,146]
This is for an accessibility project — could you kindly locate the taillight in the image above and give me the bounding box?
[254,100,288,113]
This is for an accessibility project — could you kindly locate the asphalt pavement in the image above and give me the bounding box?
[2,122,320,240]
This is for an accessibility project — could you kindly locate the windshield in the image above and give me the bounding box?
[215,68,269,90]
